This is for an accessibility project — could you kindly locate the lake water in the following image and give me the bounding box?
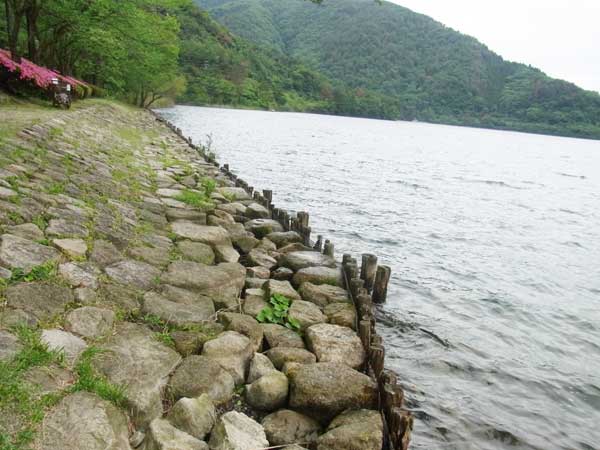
[158,105,600,450]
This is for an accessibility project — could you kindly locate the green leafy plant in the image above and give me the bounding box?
[256,294,301,333]
[10,262,57,283]
[201,177,216,197]
[174,189,213,209]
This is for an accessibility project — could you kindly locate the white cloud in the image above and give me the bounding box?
[387,0,600,93]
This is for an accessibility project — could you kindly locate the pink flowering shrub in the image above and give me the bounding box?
[0,49,88,91]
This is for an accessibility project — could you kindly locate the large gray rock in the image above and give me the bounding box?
[53,238,88,259]
[169,355,235,404]
[6,223,44,241]
[316,409,383,450]
[262,409,321,446]
[324,303,357,330]
[128,246,171,268]
[171,222,230,246]
[213,243,240,264]
[177,240,215,265]
[265,279,301,302]
[93,323,181,425]
[245,371,288,411]
[161,261,245,303]
[288,363,378,422]
[41,329,87,366]
[166,395,216,440]
[246,249,277,269]
[217,187,251,201]
[242,289,268,318]
[292,267,344,288]
[161,284,215,311]
[6,282,74,321]
[265,347,317,370]
[305,324,365,369]
[144,418,208,450]
[105,260,161,290]
[245,203,270,219]
[65,306,115,338]
[90,239,123,268]
[298,283,349,308]
[247,353,276,384]
[261,324,305,349]
[46,219,89,238]
[265,231,302,248]
[219,313,263,352]
[142,292,214,327]
[208,411,269,450]
[201,331,253,384]
[0,330,22,362]
[0,234,60,272]
[37,392,131,450]
[59,262,99,289]
[288,300,327,330]
[278,251,336,272]
[244,219,284,239]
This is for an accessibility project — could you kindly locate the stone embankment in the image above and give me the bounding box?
[0,100,412,449]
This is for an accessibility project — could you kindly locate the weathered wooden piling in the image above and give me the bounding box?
[361,253,379,293]
[373,265,392,303]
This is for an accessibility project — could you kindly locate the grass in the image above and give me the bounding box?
[174,189,213,209]
[70,347,126,407]
[0,327,65,449]
[31,215,48,231]
[45,182,66,195]
[9,261,57,284]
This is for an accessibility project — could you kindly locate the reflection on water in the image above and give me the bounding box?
[159,105,600,450]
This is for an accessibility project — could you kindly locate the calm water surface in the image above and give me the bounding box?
[159,105,600,450]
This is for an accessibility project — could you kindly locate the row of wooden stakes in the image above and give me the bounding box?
[150,109,413,450]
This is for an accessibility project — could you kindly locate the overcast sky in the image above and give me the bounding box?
[388,0,600,93]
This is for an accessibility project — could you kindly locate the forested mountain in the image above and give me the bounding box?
[196,0,600,139]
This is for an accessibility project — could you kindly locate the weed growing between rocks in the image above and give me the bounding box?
[70,347,126,407]
[175,189,213,209]
[0,327,65,449]
[8,262,57,284]
[256,294,301,333]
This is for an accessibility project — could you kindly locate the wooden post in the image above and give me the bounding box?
[313,235,323,252]
[323,240,334,257]
[373,265,391,303]
[349,278,364,300]
[361,253,378,293]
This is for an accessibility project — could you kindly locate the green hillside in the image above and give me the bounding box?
[196,0,600,139]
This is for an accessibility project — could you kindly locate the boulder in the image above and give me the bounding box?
[324,303,357,330]
[23,364,74,397]
[247,353,277,384]
[128,246,171,268]
[144,418,208,450]
[169,355,234,404]
[0,234,60,272]
[265,279,301,302]
[201,331,253,384]
[178,240,215,265]
[36,392,131,450]
[6,223,44,241]
[93,323,181,425]
[217,187,251,201]
[261,323,305,349]
[265,347,317,370]
[292,267,344,288]
[245,277,266,290]
[242,293,269,318]
[59,262,99,289]
[161,261,245,303]
[90,239,123,268]
[245,203,270,219]
[305,324,365,369]
[265,231,302,248]
[0,330,22,362]
[97,281,142,314]
[142,292,214,327]
[53,238,88,259]
[278,251,336,272]
[246,266,270,279]
[216,202,246,216]
[65,306,115,338]
[316,409,383,450]
[245,371,289,411]
[208,411,269,450]
[214,243,240,264]
[257,238,277,252]
[41,329,87,366]
[298,283,349,308]
[166,208,206,223]
[262,410,321,446]
[218,313,263,351]
[166,394,216,440]
[244,219,284,238]
[278,243,312,254]
[271,267,293,281]
[288,363,377,422]
[231,234,259,255]
[288,300,327,330]
[105,260,161,290]
[161,285,216,310]
[246,249,277,269]
[46,219,89,238]
[171,222,230,246]
[0,307,37,328]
